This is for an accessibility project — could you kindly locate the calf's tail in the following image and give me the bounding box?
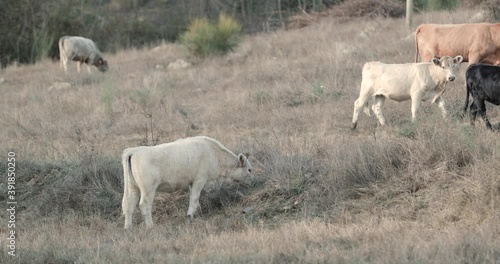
[121,149,134,215]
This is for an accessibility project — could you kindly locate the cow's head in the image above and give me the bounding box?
[229,153,253,182]
[95,58,109,72]
[432,55,463,82]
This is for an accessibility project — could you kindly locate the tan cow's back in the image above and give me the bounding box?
[415,23,500,65]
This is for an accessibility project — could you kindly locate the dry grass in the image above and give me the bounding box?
[1,8,499,263]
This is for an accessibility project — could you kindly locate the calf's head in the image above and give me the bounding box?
[229,153,253,182]
[432,55,463,82]
[95,57,109,72]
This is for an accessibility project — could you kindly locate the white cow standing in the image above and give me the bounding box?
[58,36,109,73]
[121,136,253,229]
[352,56,463,129]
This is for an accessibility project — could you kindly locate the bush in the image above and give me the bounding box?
[14,155,123,220]
[419,0,460,10]
[180,14,241,57]
[481,0,500,20]
[329,0,405,19]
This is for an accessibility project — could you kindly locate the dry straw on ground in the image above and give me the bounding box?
[0,7,499,263]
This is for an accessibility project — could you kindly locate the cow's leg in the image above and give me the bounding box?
[469,102,478,126]
[60,56,65,71]
[61,56,68,72]
[187,178,207,220]
[123,187,139,229]
[372,95,386,126]
[475,99,492,129]
[86,64,92,74]
[77,61,86,73]
[59,47,67,72]
[138,188,156,228]
[411,93,423,122]
[435,96,447,119]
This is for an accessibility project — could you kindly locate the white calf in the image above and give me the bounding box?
[121,136,253,229]
[352,55,463,129]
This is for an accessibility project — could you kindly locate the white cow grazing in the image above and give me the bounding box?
[121,136,253,229]
[352,55,463,129]
[58,36,109,73]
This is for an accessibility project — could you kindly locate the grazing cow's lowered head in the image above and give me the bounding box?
[226,153,253,181]
[121,136,254,229]
[93,57,109,72]
[59,36,109,73]
[352,55,463,129]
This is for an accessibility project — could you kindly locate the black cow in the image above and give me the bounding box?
[464,64,500,130]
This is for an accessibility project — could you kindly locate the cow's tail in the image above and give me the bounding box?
[121,149,134,215]
[58,36,68,69]
[58,36,64,50]
[414,25,422,63]
[463,70,472,118]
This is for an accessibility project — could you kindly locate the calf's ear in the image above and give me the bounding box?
[238,153,246,167]
[453,55,463,64]
[432,58,440,66]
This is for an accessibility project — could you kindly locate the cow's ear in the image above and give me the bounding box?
[238,153,246,167]
[432,58,440,66]
[454,56,463,64]
[98,59,103,65]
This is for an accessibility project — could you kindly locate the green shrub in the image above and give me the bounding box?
[422,0,459,10]
[255,90,272,105]
[398,121,417,139]
[312,81,325,97]
[180,14,241,57]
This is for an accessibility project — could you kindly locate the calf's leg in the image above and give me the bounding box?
[187,178,207,220]
[371,95,386,126]
[138,187,157,228]
[435,96,448,119]
[411,93,423,122]
[352,97,369,129]
[123,187,139,229]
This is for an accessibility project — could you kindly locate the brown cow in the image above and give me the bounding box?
[415,23,500,65]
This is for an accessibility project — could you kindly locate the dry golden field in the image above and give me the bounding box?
[1,8,499,263]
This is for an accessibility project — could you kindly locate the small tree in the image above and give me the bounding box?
[180,13,241,57]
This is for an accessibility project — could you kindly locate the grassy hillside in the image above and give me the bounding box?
[1,8,499,263]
